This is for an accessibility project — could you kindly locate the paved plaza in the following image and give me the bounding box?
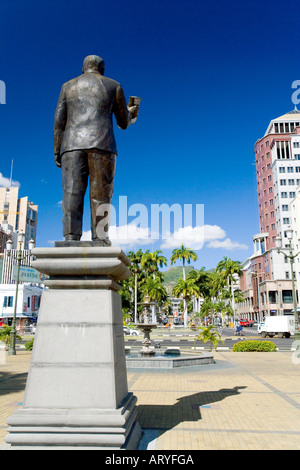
[1,349,300,450]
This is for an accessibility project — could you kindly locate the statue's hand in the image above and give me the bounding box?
[128,105,139,122]
[55,153,62,168]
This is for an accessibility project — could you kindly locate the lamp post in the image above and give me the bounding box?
[6,233,35,356]
[275,229,300,344]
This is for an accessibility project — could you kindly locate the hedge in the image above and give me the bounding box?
[232,340,277,352]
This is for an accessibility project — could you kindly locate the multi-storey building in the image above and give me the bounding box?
[0,186,38,249]
[237,108,300,320]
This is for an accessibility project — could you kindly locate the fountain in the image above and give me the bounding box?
[136,295,157,356]
[125,296,214,369]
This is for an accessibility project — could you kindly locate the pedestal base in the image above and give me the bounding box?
[5,246,142,450]
[6,395,142,450]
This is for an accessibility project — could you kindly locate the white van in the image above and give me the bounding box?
[258,315,295,338]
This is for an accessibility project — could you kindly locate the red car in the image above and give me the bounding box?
[239,318,251,327]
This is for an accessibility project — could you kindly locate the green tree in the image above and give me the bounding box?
[187,267,210,312]
[172,278,199,327]
[140,250,167,323]
[0,326,22,350]
[141,250,167,278]
[216,257,243,320]
[171,245,198,328]
[170,244,198,280]
[127,249,145,322]
[141,277,167,304]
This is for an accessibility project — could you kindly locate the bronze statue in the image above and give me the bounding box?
[54,55,140,244]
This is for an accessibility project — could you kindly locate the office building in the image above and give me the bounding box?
[0,186,38,249]
[237,108,300,320]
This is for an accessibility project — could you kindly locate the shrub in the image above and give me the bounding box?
[197,325,224,351]
[25,338,34,351]
[232,340,277,352]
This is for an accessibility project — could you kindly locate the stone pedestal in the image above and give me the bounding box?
[5,245,142,450]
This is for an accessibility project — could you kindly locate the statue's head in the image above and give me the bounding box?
[82,55,105,75]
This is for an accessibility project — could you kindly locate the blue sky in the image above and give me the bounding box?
[1,0,300,270]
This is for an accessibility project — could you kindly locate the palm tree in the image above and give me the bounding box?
[216,257,243,322]
[197,325,224,351]
[127,249,144,323]
[170,244,198,280]
[141,250,167,276]
[172,278,199,328]
[141,277,167,304]
[171,245,198,328]
[0,326,22,351]
[187,268,210,311]
[141,250,167,322]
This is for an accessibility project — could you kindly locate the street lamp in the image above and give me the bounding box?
[6,233,35,356]
[275,229,300,345]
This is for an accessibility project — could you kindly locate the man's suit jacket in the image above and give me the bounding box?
[54,71,131,156]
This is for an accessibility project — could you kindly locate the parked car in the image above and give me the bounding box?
[239,318,251,327]
[123,327,139,336]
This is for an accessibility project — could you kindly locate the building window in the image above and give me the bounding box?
[287,167,294,173]
[3,296,13,308]
[279,167,285,173]
[283,290,293,302]
[286,272,290,279]
[280,180,286,185]
[281,192,288,198]
[294,142,300,148]
[288,179,295,185]
[282,204,289,211]
[283,218,290,224]
[290,192,296,198]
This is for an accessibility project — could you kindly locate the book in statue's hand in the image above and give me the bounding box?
[128,96,141,123]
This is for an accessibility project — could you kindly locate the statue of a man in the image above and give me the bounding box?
[53,55,139,245]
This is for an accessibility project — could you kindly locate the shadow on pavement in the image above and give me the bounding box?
[137,385,247,449]
[0,372,28,397]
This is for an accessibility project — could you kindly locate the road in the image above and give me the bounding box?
[124,326,297,351]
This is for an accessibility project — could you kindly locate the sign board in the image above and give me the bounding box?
[12,266,48,284]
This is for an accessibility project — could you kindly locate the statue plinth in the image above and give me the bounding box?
[5,245,142,450]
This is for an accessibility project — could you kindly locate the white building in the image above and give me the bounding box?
[0,284,43,328]
[290,187,300,301]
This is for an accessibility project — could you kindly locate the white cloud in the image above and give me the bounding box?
[82,223,153,248]
[79,223,248,252]
[161,225,226,250]
[0,173,20,188]
[207,238,249,250]
[161,224,248,251]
